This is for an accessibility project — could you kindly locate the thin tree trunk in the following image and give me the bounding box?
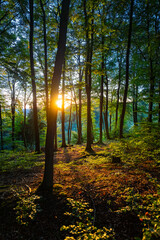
[133,83,138,125]
[11,79,15,151]
[120,0,134,138]
[29,0,40,152]
[84,0,94,151]
[147,1,155,123]
[99,36,104,144]
[77,41,83,144]
[0,104,3,151]
[77,70,83,143]
[39,0,70,194]
[68,97,72,145]
[40,0,49,122]
[61,60,67,147]
[105,72,110,139]
[115,56,121,128]
[23,88,27,148]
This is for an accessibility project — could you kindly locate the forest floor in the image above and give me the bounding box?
[0,140,160,240]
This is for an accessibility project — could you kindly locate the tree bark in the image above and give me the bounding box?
[23,88,27,148]
[39,0,70,194]
[11,79,15,151]
[61,60,67,147]
[105,72,110,139]
[99,36,104,144]
[133,83,138,125]
[0,104,3,151]
[147,1,155,123]
[84,0,94,152]
[119,0,134,138]
[115,56,122,128]
[29,0,40,152]
[40,0,49,123]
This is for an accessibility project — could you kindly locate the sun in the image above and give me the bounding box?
[56,96,70,109]
[56,99,62,109]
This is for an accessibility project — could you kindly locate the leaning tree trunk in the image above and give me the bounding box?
[120,0,134,138]
[29,0,40,153]
[39,0,70,194]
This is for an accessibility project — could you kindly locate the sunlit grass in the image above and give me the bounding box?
[0,151,44,172]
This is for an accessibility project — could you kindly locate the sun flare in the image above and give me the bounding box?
[56,97,70,109]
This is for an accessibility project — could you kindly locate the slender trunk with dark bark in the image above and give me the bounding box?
[40,0,49,122]
[68,98,72,144]
[133,83,138,125]
[115,57,121,128]
[39,0,70,194]
[105,73,110,139]
[11,80,15,151]
[84,0,94,151]
[29,0,40,153]
[147,1,155,123]
[0,104,3,151]
[120,0,134,138]
[77,68,83,144]
[23,89,27,148]
[61,60,67,147]
[99,36,104,144]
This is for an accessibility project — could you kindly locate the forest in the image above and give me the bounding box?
[0,0,160,239]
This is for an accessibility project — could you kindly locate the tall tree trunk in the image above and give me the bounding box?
[105,72,110,139]
[40,0,49,122]
[68,98,72,144]
[115,56,122,128]
[0,104,3,151]
[133,83,138,125]
[61,60,67,147]
[39,0,70,194]
[147,1,155,123]
[77,41,83,144]
[120,0,134,138]
[77,67,83,143]
[99,36,104,144]
[29,0,40,153]
[159,81,160,123]
[11,79,15,151]
[84,0,94,151]
[23,88,27,148]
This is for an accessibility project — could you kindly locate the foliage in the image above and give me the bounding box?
[61,198,115,240]
[117,184,160,240]
[13,187,41,226]
[0,151,44,172]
